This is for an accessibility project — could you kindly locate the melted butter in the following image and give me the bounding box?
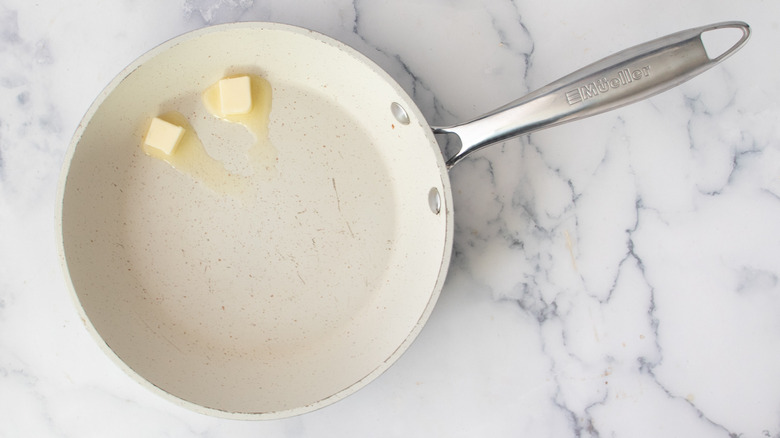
[141,111,250,196]
[202,74,277,176]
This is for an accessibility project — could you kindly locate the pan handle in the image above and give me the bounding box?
[434,21,750,168]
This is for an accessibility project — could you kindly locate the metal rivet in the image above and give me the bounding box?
[391,102,410,125]
[428,187,441,214]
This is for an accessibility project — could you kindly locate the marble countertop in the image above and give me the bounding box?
[2,0,779,436]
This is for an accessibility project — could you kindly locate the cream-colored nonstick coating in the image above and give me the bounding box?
[57,23,453,418]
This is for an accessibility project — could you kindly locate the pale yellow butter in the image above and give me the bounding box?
[218,75,253,115]
[144,117,185,155]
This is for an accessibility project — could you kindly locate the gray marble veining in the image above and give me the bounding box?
[1,0,779,436]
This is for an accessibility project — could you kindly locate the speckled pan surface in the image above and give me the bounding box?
[56,23,453,419]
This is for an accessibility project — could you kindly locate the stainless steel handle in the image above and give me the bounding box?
[435,21,750,168]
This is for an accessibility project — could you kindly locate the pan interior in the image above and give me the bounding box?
[59,24,452,417]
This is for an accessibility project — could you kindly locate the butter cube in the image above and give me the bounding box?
[144,117,185,155]
[219,75,253,115]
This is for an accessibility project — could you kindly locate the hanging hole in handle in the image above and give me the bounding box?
[700,24,750,62]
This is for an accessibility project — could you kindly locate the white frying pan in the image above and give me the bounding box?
[56,22,749,418]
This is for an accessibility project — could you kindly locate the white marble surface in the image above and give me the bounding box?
[2,0,779,436]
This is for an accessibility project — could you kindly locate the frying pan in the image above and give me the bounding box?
[56,21,749,418]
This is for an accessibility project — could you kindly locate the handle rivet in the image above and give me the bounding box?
[391,102,410,125]
[428,187,441,214]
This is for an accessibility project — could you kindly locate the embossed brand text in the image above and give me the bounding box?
[565,66,651,105]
